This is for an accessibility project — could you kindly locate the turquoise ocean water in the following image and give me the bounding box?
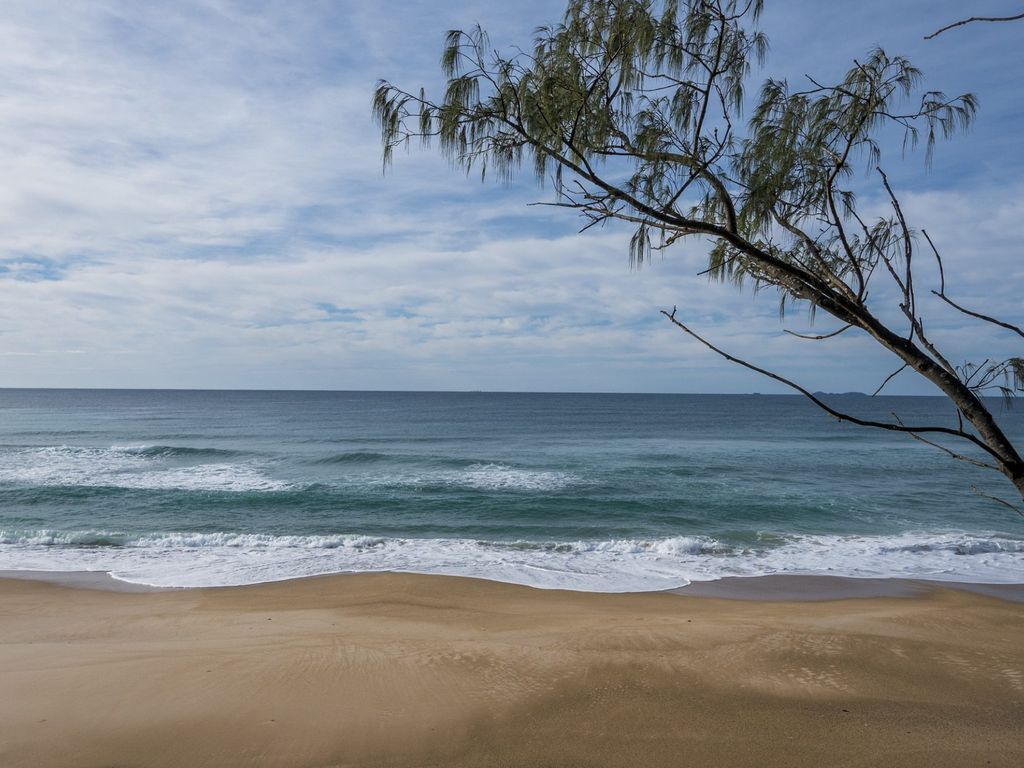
[0,389,1021,591]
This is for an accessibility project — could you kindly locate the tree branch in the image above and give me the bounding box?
[925,12,1024,40]
[783,325,852,340]
[971,485,1024,518]
[923,230,1024,339]
[872,364,907,396]
[890,413,999,471]
[660,307,1005,461]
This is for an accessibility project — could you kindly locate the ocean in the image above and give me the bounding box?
[0,388,1021,591]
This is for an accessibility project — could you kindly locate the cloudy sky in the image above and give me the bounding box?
[0,0,1020,393]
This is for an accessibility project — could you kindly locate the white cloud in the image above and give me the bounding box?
[0,0,1019,395]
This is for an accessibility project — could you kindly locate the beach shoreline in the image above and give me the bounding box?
[2,570,1022,767]
[3,566,1023,602]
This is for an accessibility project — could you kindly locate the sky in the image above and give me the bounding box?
[0,0,1021,393]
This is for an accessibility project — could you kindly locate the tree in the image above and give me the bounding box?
[373,0,1024,508]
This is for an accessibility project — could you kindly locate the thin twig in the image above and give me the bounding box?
[783,325,852,340]
[925,12,1024,40]
[932,291,1024,339]
[877,170,960,377]
[922,230,1024,339]
[971,485,1024,517]
[872,364,907,397]
[891,413,998,471]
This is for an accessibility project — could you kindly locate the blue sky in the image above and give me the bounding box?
[0,0,1020,393]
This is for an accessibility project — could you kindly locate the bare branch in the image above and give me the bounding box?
[971,486,1024,517]
[872,364,907,397]
[925,12,1024,40]
[877,170,959,378]
[891,413,998,471]
[783,325,852,340]
[924,231,1024,339]
[660,307,1005,461]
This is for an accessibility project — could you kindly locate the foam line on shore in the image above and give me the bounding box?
[1,528,1022,592]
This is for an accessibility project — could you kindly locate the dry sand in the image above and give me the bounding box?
[1,572,1022,768]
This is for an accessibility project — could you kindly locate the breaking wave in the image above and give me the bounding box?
[376,463,583,492]
[0,445,289,492]
[1,529,1020,592]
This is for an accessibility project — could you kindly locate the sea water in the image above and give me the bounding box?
[0,389,1021,591]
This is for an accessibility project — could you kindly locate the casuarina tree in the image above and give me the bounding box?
[373,0,1024,508]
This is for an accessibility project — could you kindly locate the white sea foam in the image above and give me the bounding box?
[0,446,289,492]
[449,463,581,491]
[103,464,290,492]
[372,463,582,492]
[0,446,149,485]
[0,529,1021,592]
[0,447,573,494]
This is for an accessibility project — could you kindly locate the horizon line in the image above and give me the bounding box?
[0,386,947,397]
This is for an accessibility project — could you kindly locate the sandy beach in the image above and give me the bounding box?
[1,573,1022,768]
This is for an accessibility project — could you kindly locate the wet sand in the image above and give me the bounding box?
[673,573,1024,602]
[1,571,1022,767]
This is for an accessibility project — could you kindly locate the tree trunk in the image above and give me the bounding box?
[863,314,1024,498]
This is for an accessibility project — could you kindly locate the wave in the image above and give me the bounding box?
[0,445,288,492]
[0,446,576,494]
[374,463,583,492]
[313,451,391,465]
[0,529,1020,592]
[485,537,727,555]
[311,453,487,469]
[124,445,244,459]
[454,463,581,491]
[0,530,388,549]
[102,464,291,492]
[879,537,1024,555]
[0,530,136,547]
[312,455,581,493]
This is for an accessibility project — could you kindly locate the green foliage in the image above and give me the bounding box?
[373,1,974,290]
